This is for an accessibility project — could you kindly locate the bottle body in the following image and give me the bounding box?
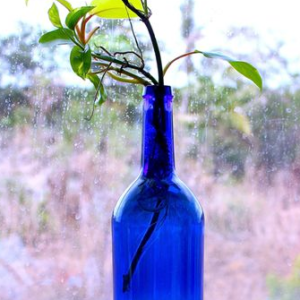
[112,86,204,300]
[112,175,204,300]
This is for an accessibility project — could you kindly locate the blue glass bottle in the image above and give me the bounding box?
[112,86,204,300]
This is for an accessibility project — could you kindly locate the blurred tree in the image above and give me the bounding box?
[180,0,196,74]
[251,89,300,183]
[177,74,254,179]
[0,24,57,121]
[175,25,300,180]
[179,0,202,113]
[0,23,60,88]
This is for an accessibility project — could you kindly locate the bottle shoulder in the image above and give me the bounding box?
[113,173,204,224]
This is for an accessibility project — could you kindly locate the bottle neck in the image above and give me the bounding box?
[141,86,175,179]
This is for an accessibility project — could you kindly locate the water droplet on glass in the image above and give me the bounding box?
[286,108,292,113]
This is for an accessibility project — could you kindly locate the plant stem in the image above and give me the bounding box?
[143,18,164,86]
[121,0,164,87]
[109,3,167,293]
[91,62,151,85]
[122,91,168,292]
[123,198,162,292]
[144,0,148,16]
[107,71,144,84]
[86,26,100,44]
[163,51,198,75]
[92,53,157,85]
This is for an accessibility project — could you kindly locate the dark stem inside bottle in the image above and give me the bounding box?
[122,86,175,291]
[142,85,175,179]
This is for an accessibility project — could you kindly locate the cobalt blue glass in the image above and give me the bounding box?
[112,86,204,300]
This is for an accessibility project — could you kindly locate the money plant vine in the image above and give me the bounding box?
[26,0,262,292]
[26,0,262,107]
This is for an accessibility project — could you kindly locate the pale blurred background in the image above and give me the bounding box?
[1,0,300,299]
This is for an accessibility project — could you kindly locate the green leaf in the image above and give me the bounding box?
[48,3,62,28]
[96,82,107,106]
[229,61,263,91]
[195,50,263,91]
[87,74,107,105]
[25,0,29,5]
[70,45,92,79]
[39,28,75,44]
[56,0,73,11]
[65,6,95,30]
[96,83,107,106]
[87,74,100,89]
[91,0,143,19]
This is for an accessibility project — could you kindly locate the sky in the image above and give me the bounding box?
[1,0,300,89]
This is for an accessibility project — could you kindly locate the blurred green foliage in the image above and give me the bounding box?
[1,25,300,182]
[252,90,300,182]
[267,256,300,300]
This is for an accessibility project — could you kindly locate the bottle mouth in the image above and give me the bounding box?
[143,85,173,98]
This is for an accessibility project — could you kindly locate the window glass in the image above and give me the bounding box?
[0,1,299,299]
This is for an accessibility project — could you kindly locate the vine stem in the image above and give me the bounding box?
[163,51,199,75]
[122,199,162,292]
[121,0,164,87]
[92,53,157,85]
[90,62,150,85]
[111,2,167,292]
[121,91,168,292]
